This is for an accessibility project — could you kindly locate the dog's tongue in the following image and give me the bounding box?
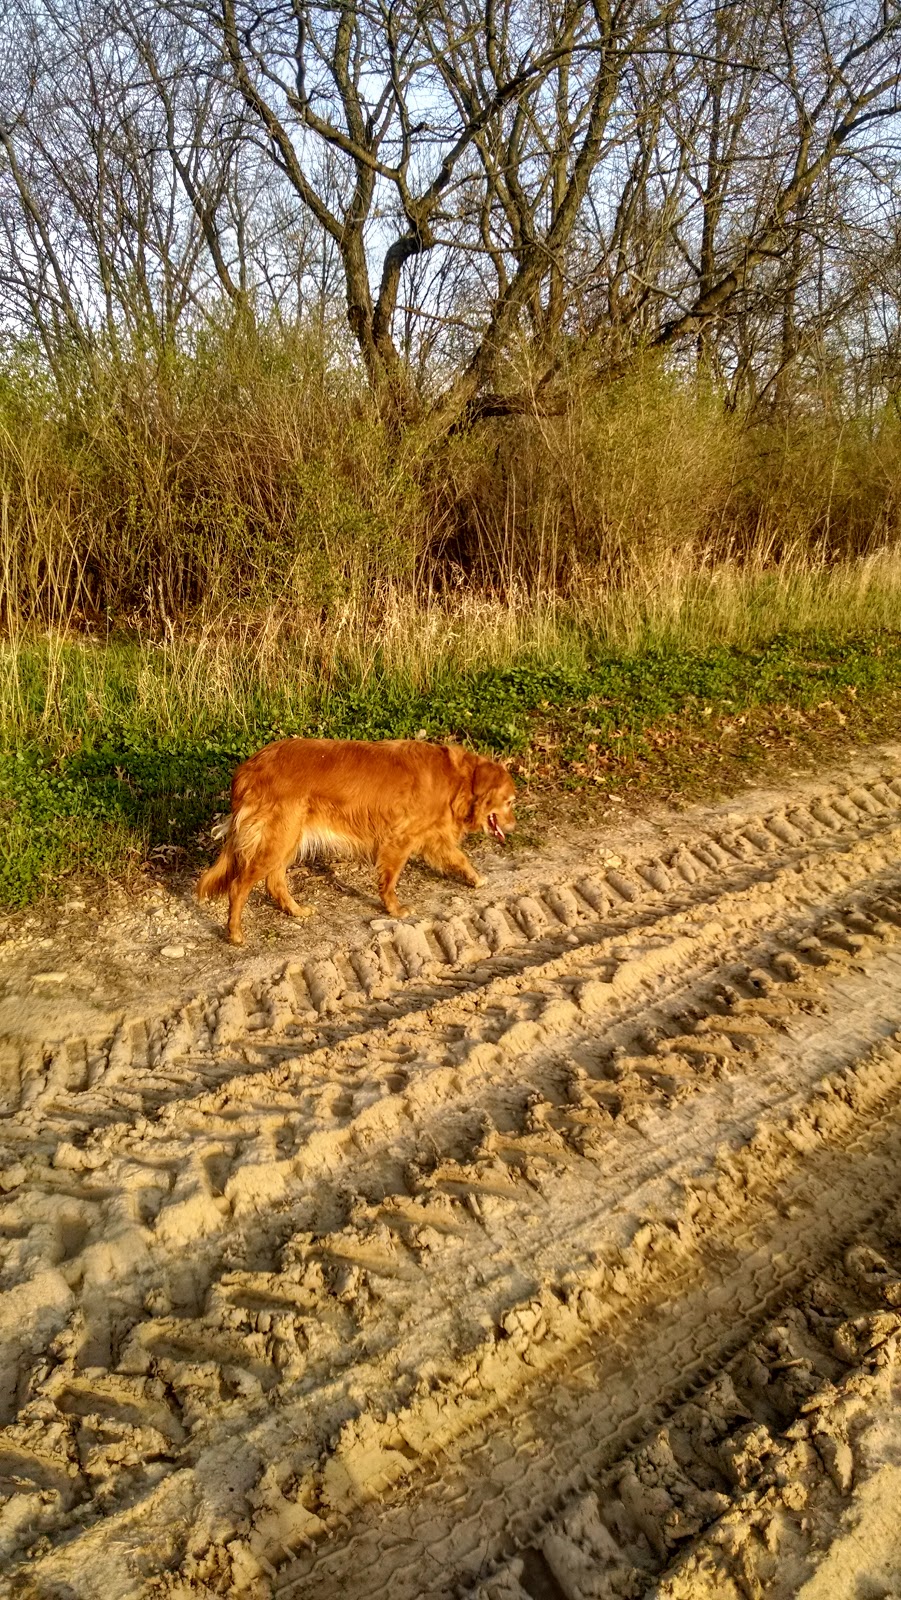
[488,812,506,844]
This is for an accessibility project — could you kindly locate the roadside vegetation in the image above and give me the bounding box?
[3,479,901,906]
[3,0,901,909]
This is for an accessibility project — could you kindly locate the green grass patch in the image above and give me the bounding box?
[2,627,900,909]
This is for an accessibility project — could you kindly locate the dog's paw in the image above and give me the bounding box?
[287,901,315,919]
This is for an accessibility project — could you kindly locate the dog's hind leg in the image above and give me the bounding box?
[376,842,414,919]
[266,865,313,921]
[226,867,258,946]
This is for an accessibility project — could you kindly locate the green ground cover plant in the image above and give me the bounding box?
[3,613,899,909]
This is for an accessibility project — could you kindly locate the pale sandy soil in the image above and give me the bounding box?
[3,743,901,1598]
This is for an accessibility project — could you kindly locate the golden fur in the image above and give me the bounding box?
[197,737,517,944]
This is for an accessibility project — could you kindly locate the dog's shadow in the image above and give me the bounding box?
[292,854,477,914]
[297,861,375,907]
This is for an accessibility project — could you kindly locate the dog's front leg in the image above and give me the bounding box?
[422,834,484,889]
[376,844,413,918]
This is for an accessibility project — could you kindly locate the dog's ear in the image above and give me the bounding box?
[472,756,500,796]
[464,756,501,825]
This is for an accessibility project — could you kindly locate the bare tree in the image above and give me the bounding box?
[3,0,901,419]
[653,0,901,363]
[0,0,299,367]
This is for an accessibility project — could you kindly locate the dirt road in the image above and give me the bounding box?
[3,748,901,1598]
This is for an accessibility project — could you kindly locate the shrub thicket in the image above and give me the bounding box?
[2,330,900,629]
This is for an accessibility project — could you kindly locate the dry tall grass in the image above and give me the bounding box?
[2,544,900,750]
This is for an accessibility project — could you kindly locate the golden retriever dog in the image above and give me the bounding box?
[197,737,516,944]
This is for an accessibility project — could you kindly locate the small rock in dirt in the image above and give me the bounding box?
[161,945,186,959]
[813,1429,854,1494]
[32,971,68,985]
[53,1141,88,1171]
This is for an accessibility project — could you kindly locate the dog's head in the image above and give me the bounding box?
[466,756,517,843]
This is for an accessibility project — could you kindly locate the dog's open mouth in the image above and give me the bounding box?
[487,812,507,843]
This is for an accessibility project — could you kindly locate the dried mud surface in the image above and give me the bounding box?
[4,746,901,1598]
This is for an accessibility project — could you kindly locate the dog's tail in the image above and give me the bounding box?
[196,815,238,902]
[196,825,235,902]
[196,808,267,901]
[196,855,233,902]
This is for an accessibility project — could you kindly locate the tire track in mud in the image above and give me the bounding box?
[465,1231,901,1600]
[281,1218,901,1600]
[4,767,901,1595]
[16,1011,901,1600]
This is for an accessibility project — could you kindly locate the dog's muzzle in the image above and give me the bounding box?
[487,812,507,843]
